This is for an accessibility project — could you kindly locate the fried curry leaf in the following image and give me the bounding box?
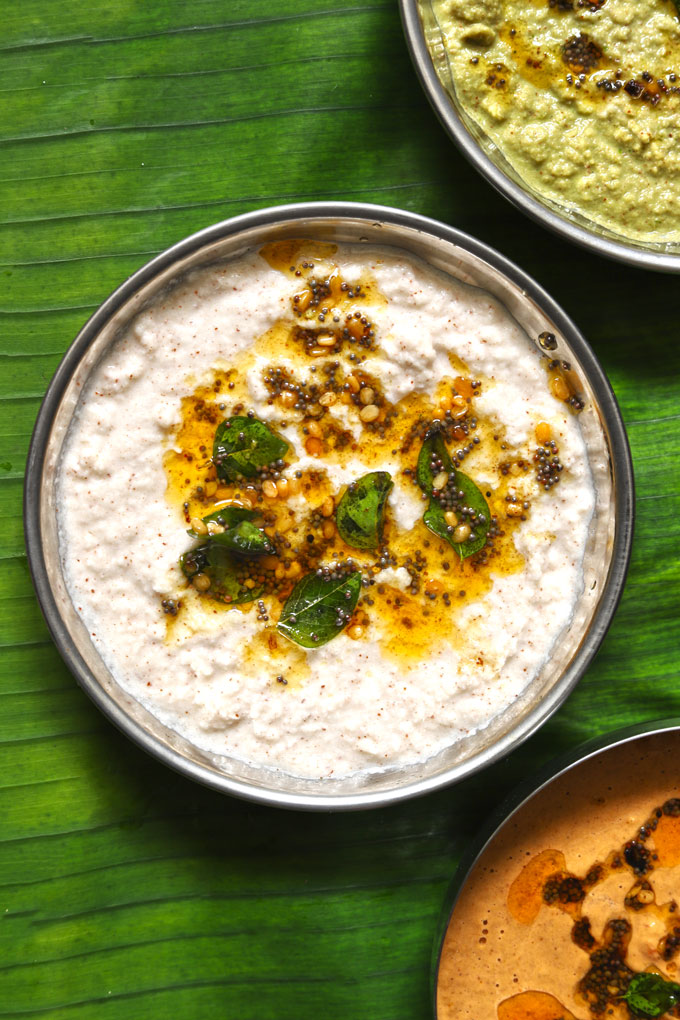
[179,541,262,604]
[277,570,362,649]
[335,471,393,550]
[423,470,490,559]
[213,520,274,556]
[179,544,209,577]
[623,973,680,1018]
[416,426,490,560]
[416,428,451,493]
[187,505,255,537]
[213,416,288,482]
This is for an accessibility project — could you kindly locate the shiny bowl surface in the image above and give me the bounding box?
[432,718,680,1017]
[400,0,680,273]
[25,202,633,810]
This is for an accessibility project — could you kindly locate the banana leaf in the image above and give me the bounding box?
[1,2,678,1018]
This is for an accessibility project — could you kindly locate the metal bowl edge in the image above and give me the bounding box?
[24,201,635,811]
[430,716,680,1017]
[399,0,680,274]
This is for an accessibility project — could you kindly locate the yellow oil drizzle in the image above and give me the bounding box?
[503,799,680,1017]
[498,990,579,1020]
[164,584,256,646]
[162,243,546,680]
[241,629,310,690]
[496,3,680,104]
[259,238,338,273]
[654,812,680,868]
[164,370,231,525]
[498,23,559,94]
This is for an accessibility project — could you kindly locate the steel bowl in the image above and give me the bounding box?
[24,202,633,810]
[432,718,680,1018]
[400,0,680,273]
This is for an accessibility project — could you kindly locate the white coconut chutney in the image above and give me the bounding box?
[57,240,595,779]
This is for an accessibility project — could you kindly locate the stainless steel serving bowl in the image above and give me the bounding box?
[400,0,680,273]
[432,718,680,1017]
[24,202,633,810]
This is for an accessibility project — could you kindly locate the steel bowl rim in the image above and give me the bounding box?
[24,200,634,811]
[431,716,680,1017]
[398,0,680,274]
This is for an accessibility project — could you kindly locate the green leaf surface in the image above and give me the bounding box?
[187,505,255,537]
[214,520,274,556]
[624,973,680,1018]
[180,541,262,603]
[277,571,362,648]
[416,427,490,558]
[213,415,288,482]
[2,1,680,1018]
[335,471,393,550]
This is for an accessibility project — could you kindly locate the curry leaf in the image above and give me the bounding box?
[213,520,274,556]
[277,571,362,648]
[335,471,393,550]
[213,416,288,482]
[416,428,451,493]
[416,426,490,559]
[423,469,490,559]
[180,541,262,604]
[179,544,209,577]
[623,973,680,1018]
[187,505,255,537]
